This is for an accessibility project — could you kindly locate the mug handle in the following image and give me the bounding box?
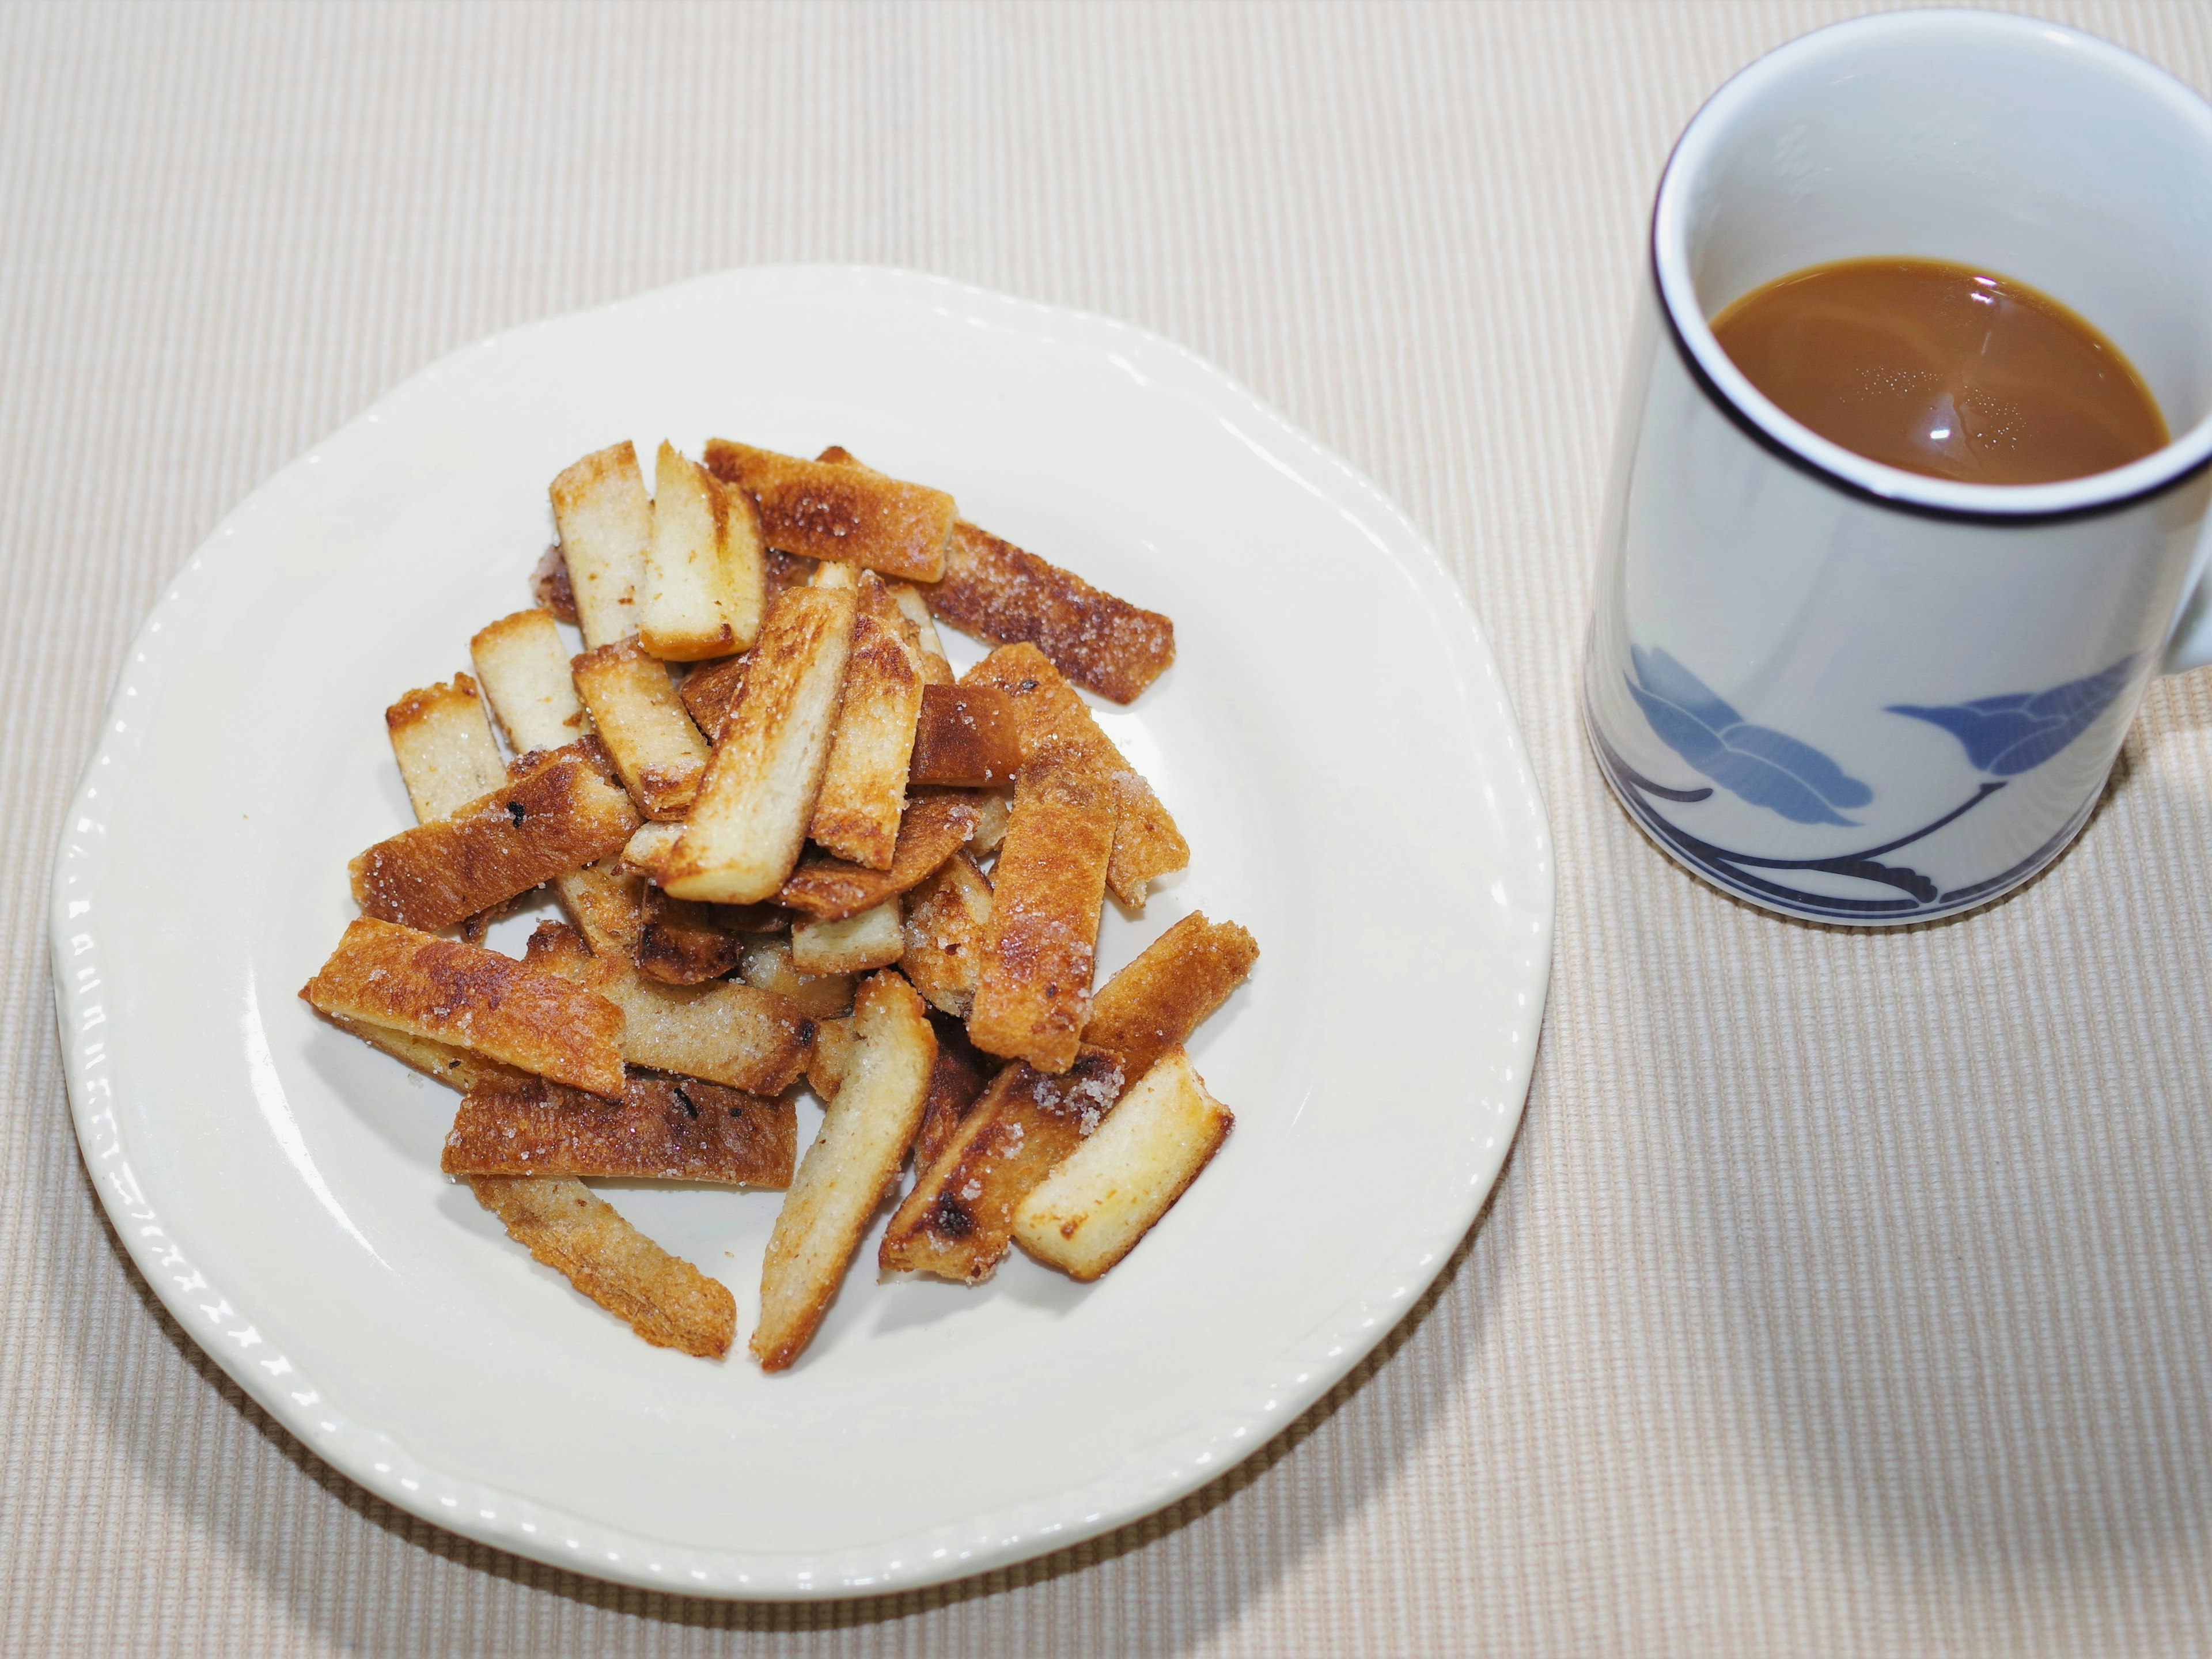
[2164,513,2212,675]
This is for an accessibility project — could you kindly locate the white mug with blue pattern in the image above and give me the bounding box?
[1585,11,2212,925]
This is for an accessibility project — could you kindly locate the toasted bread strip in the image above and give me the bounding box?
[739,936,855,1020]
[805,1014,854,1100]
[470,609,588,755]
[664,586,857,904]
[550,442,651,649]
[900,849,994,1018]
[909,684,1021,787]
[778,793,979,922]
[1081,912,1259,1081]
[325,1013,532,1094]
[442,1073,796,1187]
[789,900,905,975]
[1012,1047,1230,1280]
[927,520,1175,703]
[678,654,748,745]
[634,887,743,984]
[877,1048,1123,1283]
[912,1011,994,1172]
[967,788,1012,857]
[640,442,767,661]
[570,639,711,820]
[349,744,641,933]
[532,546,579,623]
[965,752,1115,1073]
[526,921,813,1094]
[552,856,646,959]
[888,582,954,684]
[963,643,1187,906]
[386,675,507,821]
[302,918,625,1097]
[705,440,954,583]
[753,971,936,1370]
[808,574,925,868]
[469,1175,734,1358]
[621,820,685,881]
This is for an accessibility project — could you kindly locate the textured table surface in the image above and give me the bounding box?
[6,3,2210,1654]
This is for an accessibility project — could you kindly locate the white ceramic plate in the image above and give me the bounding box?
[51,267,1552,1598]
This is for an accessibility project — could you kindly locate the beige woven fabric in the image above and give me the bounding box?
[6,2,2211,1653]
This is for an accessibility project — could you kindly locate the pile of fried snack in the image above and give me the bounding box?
[300,439,1258,1370]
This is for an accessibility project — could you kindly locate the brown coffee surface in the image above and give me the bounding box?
[1710,257,2168,485]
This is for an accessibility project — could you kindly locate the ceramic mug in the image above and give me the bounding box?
[1584,10,2212,925]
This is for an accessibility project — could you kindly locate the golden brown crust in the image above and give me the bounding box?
[348,744,641,933]
[442,1073,796,1186]
[961,643,1188,906]
[777,792,980,921]
[549,442,650,649]
[704,440,954,583]
[753,971,937,1369]
[926,520,1175,703]
[877,1048,1123,1282]
[302,917,626,1097]
[525,921,814,1094]
[908,684,1022,787]
[664,585,856,904]
[807,573,925,869]
[899,849,993,1018]
[1080,911,1259,1082]
[325,1013,534,1094]
[677,654,749,745]
[552,857,647,958]
[468,1175,735,1358]
[570,638,712,820]
[635,887,743,984]
[911,1011,995,1172]
[965,752,1115,1073]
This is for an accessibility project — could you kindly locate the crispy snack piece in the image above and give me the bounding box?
[325,1013,532,1094]
[386,675,507,821]
[705,440,955,583]
[571,639,712,820]
[808,573,925,869]
[789,900,904,975]
[553,856,646,959]
[752,971,936,1370]
[900,849,993,1018]
[664,586,857,904]
[349,744,641,933]
[1012,1047,1230,1280]
[550,441,651,649]
[778,793,979,922]
[805,1013,854,1100]
[531,546,579,623]
[641,441,767,661]
[636,886,743,984]
[909,684,1021,787]
[963,643,1188,906]
[442,1073,796,1187]
[889,582,953,684]
[967,787,1012,856]
[468,1175,733,1358]
[739,936,855,1020]
[1080,911,1259,1081]
[877,1048,1123,1283]
[621,820,684,881]
[471,609,588,754]
[678,654,748,745]
[912,1010,994,1172]
[965,752,1115,1073]
[302,918,625,1097]
[526,921,812,1094]
[928,520,1175,703]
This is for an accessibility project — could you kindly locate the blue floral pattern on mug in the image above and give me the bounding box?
[1886,653,2141,775]
[1625,646,1874,826]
